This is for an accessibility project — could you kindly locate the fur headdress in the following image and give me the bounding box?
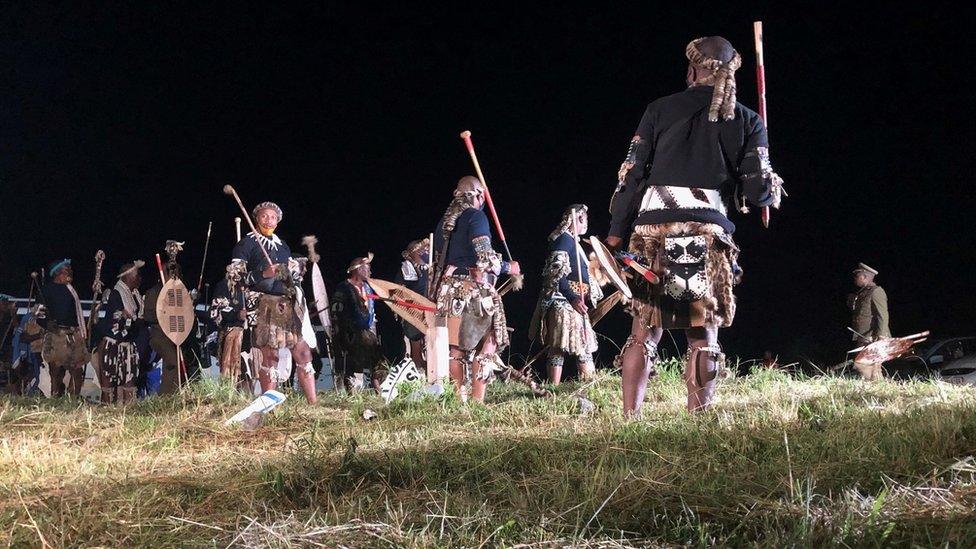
[252,201,283,221]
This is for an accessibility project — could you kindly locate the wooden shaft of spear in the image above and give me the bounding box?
[197,221,213,294]
[223,185,275,268]
[459,130,515,262]
[754,21,771,229]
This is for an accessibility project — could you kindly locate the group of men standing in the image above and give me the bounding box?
[13,34,815,415]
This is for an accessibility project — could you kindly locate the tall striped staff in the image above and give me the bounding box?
[754,21,772,228]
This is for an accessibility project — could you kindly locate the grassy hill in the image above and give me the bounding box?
[2,363,975,547]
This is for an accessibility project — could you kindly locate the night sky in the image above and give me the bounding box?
[2,5,973,366]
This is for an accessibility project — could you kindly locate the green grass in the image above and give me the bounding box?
[1,368,975,547]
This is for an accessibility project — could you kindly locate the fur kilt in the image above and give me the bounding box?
[435,273,510,352]
[218,326,244,377]
[541,301,598,359]
[253,294,301,350]
[95,338,139,386]
[627,222,739,329]
[41,325,90,367]
[335,329,384,375]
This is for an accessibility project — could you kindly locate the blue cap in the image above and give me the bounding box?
[48,258,71,277]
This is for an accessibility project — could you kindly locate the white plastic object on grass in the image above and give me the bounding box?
[225,389,286,425]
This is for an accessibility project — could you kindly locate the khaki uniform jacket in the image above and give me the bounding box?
[851,284,890,342]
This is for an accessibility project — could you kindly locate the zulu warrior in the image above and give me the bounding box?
[606,36,784,414]
[144,244,199,394]
[395,238,430,371]
[39,259,91,397]
[530,205,602,384]
[93,261,145,403]
[432,176,520,402]
[210,259,249,386]
[331,254,384,391]
[231,201,318,403]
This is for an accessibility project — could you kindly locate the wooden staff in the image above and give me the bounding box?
[223,185,275,268]
[570,209,586,342]
[197,221,213,294]
[234,217,242,242]
[86,250,106,346]
[754,21,771,228]
[459,130,514,262]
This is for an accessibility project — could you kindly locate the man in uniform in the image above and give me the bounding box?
[432,176,520,403]
[331,254,384,392]
[39,259,90,397]
[605,36,784,415]
[530,205,602,384]
[231,201,318,403]
[93,261,145,403]
[849,263,890,345]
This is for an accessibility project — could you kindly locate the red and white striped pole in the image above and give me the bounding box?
[754,21,771,228]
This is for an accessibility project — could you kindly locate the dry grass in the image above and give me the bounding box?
[1,363,975,547]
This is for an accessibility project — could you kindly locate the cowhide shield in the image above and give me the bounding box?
[663,235,708,302]
[379,356,423,403]
[157,278,195,346]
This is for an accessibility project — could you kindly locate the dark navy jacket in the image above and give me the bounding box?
[39,283,80,327]
[231,232,292,295]
[551,232,589,304]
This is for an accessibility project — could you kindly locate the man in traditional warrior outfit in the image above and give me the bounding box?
[93,261,145,403]
[331,254,384,391]
[39,259,90,397]
[394,238,430,371]
[606,36,783,414]
[433,176,521,403]
[11,303,44,396]
[144,259,195,395]
[530,205,602,384]
[848,263,890,346]
[231,201,318,403]
[210,259,249,387]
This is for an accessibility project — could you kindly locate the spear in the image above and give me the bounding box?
[459,130,523,290]
[197,221,213,294]
[754,21,771,228]
[459,130,514,262]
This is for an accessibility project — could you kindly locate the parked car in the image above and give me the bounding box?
[883,337,976,384]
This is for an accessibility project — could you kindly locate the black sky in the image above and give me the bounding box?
[2,5,973,364]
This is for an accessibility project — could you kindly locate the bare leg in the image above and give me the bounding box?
[448,347,468,401]
[620,318,663,418]
[578,355,596,381]
[546,352,565,385]
[68,365,85,396]
[409,339,427,373]
[469,336,497,403]
[291,341,317,404]
[259,347,279,392]
[685,326,721,412]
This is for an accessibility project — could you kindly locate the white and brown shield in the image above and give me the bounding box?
[588,236,632,300]
[156,278,195,346]
[368,277,433,334]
